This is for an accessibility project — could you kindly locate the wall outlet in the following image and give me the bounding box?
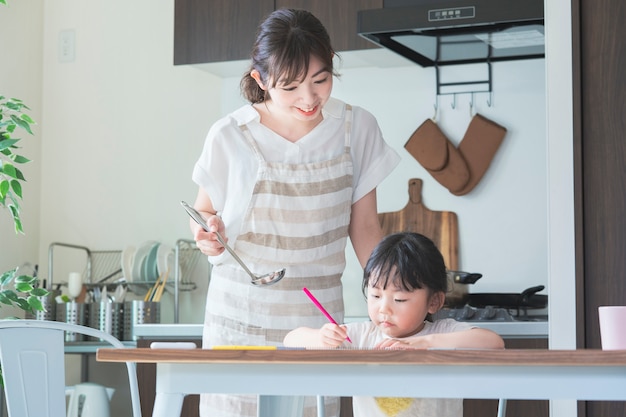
[58,29,75,63]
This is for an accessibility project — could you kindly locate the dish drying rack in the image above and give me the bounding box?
[48,239,204,323]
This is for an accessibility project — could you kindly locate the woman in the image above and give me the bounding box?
[190,8,400,417]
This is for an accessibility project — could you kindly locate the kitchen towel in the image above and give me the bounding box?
[404,119,470,193]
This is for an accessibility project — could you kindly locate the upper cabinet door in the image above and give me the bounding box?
[174,0,383,65]
[174,0,274,65]
[276,0,383,52]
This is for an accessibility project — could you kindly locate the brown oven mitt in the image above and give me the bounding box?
[452,114,507,196]
[404,119,470,193]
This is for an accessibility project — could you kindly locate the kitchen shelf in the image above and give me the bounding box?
[47,240,206,324]
[436,62,491,96]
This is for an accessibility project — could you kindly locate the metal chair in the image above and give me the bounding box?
[0,319,141,417]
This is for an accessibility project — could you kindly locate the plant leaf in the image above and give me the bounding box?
[30,287,49,297]
[12,155,30,164]
[20,114,35,124]
[14,167,25,181]
[0,269,16,286]
[1,290,19,302]
[13,217,23,234]
[1,163,16,179]
[14,274,35,284]
[10,115,33,135]
[0,138,18,151]
[9,203,19,216]
[16,298,31,312]
[15,282,34,293]
[0,292,12,306]
[0,179,8,199]
[10,180,22,198]
[27,295,44,312]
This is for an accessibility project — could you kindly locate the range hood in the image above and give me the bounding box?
[357,0,544,67]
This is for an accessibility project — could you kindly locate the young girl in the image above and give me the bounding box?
[189,8,400,417]
[284,232,505,417]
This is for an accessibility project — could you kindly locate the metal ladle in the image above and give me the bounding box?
[181,201,285,286]
[213,230,285,286]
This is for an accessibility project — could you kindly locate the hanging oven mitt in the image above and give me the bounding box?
[452,114,507,196]
[404,119,470,193]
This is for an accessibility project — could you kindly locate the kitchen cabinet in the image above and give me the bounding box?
[274,1,382,52]
[173,0,382,65]
[174,0,274,65]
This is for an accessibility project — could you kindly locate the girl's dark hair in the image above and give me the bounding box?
[240,8,339,104]
[362,232,448,296]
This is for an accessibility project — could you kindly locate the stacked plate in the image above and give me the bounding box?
[122,241,176,293]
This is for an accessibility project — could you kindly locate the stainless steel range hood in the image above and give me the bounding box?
[357,0,544,67]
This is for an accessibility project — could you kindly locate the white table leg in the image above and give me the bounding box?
[258,395,304,417]
[317,396,325,417]
[153,392,185,417]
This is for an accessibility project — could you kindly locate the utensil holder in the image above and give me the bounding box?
[55,301,87,342]
[25,290,60,322]
[124,300,160,341]
[89,301,124,341]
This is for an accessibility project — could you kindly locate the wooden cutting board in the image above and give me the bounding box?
[378,178,459,270]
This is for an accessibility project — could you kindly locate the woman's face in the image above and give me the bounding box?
[254,55,333,123]
[367,271,443,338]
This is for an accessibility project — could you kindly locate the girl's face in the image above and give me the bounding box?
[253,55,333,124]
[367,271,444,339]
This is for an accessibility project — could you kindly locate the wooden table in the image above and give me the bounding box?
[96,348,626,417]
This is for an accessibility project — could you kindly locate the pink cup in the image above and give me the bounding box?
[598,306,626,350]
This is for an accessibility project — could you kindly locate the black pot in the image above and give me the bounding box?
[444,271,483,307]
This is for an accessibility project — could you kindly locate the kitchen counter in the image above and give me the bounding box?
[134,318,548,340]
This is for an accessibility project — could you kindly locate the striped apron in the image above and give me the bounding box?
[200,105,354,417]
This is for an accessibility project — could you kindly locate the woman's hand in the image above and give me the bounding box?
[191,188,226,256]
[192,212,226,256]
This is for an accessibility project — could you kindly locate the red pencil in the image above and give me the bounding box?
[303,287,352,343]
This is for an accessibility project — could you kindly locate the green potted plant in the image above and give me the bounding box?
[1,97,48,302]
[1,94,47,306]
[0,9,49,383]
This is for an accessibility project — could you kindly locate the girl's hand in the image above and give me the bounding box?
[375,336,430,350]
[193,213,226,256]
[319,323,349,348]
